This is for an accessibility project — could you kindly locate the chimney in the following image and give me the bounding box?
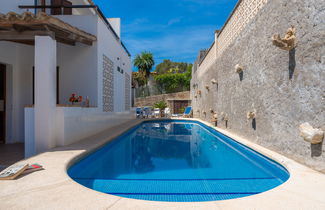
[108,18,121,39]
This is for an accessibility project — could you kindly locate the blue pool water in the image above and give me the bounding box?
[68,120,289,202]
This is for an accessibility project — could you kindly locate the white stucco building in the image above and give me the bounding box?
[0,0,133,157]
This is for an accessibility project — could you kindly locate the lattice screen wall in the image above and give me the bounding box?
[125,73,131,111]
[103,55,114,112]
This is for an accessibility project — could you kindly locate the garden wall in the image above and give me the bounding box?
[135,91,191,113]
[191,0,325,171]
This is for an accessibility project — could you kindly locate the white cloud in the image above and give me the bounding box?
[167,17,182,26]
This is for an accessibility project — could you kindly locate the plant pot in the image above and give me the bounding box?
[160,110,165,118]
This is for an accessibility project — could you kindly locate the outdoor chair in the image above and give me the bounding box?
[143,107,152,118]
[153,108,160,118]
[183,106,192,118]
[136,107,143,118]
[164,108,171,118]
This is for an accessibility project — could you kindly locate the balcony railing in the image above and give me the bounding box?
[18,5,97,9]
[18,4,131,57]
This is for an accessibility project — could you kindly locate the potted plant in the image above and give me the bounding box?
[69,93,82,106]
[154,101,168,118]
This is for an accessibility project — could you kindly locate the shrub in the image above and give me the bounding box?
[154,66,192,93]
[154,101,168,110]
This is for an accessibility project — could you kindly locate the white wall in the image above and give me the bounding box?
[56,14,132,113]
[55,15,97,34]
[108,18,121,39]
[0,42,34,144]
[56,15,98,106]
[70,0,96,15]
[57,43,98,106]
[24,107,34,157]
[55,107,135,146]
[0,0,34,14]
[34,36,57,153]
[25,107,135,157]
[97,17,132,112]
[5,65,13,143]
[1,7,132,157]
[0,42,16,144]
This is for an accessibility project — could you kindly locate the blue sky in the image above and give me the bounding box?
[93,0,238,70]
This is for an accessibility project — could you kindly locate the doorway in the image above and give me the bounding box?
[173,100,189,114]
[0,64,6,144]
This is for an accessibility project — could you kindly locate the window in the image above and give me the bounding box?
[117,67,124,74]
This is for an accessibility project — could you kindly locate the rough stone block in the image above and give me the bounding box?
[247,111,256,120]
[299,123,324,144]
[235,64,244,73]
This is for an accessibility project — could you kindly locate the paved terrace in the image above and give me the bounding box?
[0,118,325,210]
[0,143,24,171]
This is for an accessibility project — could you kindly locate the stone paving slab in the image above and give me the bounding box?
[0,118,325,210]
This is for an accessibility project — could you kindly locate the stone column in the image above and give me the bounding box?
[34,36,57,154]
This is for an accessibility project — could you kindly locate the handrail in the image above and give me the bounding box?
[18,4,131,57]
[19,5,97,9]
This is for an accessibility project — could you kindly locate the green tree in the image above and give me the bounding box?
[154,64,192,93]
[132,72,147,87]
[133,52,155,78]
[155,59,190,74]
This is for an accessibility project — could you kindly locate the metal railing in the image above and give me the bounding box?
[19,5,97,9]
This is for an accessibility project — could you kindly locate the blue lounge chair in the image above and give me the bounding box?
[143,107,152,118]
[136,107,143,118]
[172,106,192,118]
[183,106,192,118]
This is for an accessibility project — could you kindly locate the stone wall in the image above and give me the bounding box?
[135,91,191,113]
[191,0,325,171]
[198,42,216,75]
[216,0,269,57]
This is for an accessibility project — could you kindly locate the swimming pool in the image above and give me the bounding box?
[68,120,289,202]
